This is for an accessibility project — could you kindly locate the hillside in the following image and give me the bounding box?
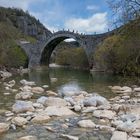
[0,7,52,69]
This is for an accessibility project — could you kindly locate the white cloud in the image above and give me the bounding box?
[0,0,43,10]
[65,12,108,34]
[86,5,99,11]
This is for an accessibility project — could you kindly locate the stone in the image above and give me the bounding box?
[64,97,76,106]
[93,110,116,120]
[128,137,139,140]
[31,114,50,124]
[74,105,81,112]
[15,92,33,100]
[0,123,9,133]
[117,121,136,133]
[17,135,37,140]
[0,71,12,79]
[33,103,44,109]
[8,80,16,87]
[37,96,48,105]
[12,100,35,113]
[82,106,97,113]
[134,87,140,92]
[3,92,11,95]
[77,120,96,128]
[20,79,35,86]
[45,106,76,117]
[60,134,79,140]
[42,85,49,88]
[111,131,127,140]
[12,117,28,126]
[46,90,58,96]
[31,87,44,94]
[132,132,140,138]
[83,95,109,107]
[98,125,115,132]
[20,86,32,92]
[111,86,122,91]
[50,78,57,83]
[44,97,67,107]
[111,120,124,128]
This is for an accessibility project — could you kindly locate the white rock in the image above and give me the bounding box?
[20,86,32,92]
[45,106,76,117]
[0,123,9,133]
[77,120,96,128]
[93,110,116,120]
[82,107,97,113]
[111,131,127,140]
[134,87,140,92]
[3,92,11,95]
[50,78,57,83]
[12,117,28,126]
[33,103,44,109]
[83,95,109,107]
[31,114,50,124]
[42,85,49,88]
[20,79,35,86]
[46,90,58,96]
[31,87,44,94]
[8,80,16,87]
[74,105,81,112]
[0,71,12,79]
[117,121,136,133]
[60,134,79,140]
[98,125,115,132]
[17,135,37,140]
[128,137,139,140]
[37,96,48,105]
[44,97,67,107]
[15,92,33,100]
[12,101,34,113]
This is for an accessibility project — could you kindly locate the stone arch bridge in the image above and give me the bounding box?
[18,30,115,69]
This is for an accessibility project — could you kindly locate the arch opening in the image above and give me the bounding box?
[40,35,90,70]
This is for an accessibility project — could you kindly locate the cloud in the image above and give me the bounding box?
[65,12,108,34]
[0,0,43,10]
[86,5,99,11]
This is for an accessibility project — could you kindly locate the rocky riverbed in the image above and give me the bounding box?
[0,71,140,140]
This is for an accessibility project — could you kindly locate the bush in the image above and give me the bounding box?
[94,35,140,76]
[54,47,89,69]
[0,40,28,68]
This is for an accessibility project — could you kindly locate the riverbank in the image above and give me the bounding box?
[0,72,140,139]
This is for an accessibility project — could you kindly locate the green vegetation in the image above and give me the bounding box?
[94,19,140,76]
[52,43,89,69]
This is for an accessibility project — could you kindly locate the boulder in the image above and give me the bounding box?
[0,71,12,79]
[46,90,58,96]
[134,87,140,92]
[12,117,28,126]
[60,134,79,140]
[17,135,37,140]
[128,137,140,140]
[83,95,109,107]
[15,92,33,100]
[117,121,136,133]
[20,80,35,86]
[77,120,96,128]
[31,87,44,94]
[82,106,97,113]
[45,106,76,117]
[8,80,16,87]
[31,113,50,124]
[12,101,34,113]
[93,110,116,120]
[111,131,127,140]
[44,97,67,107]
[37,96,48,105]
[74,105,81,112]
[0,123,9,133]
[20,86,32,92]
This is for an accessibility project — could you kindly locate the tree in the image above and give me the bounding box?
[108,0,140,25]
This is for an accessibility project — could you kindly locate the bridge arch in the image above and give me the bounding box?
[40,31,88,66]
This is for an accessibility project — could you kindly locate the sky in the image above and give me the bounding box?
[0,0,113,34]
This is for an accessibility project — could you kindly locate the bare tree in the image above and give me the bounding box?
[108,0,140,25]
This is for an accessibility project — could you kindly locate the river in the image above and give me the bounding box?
[0,67,138,140]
